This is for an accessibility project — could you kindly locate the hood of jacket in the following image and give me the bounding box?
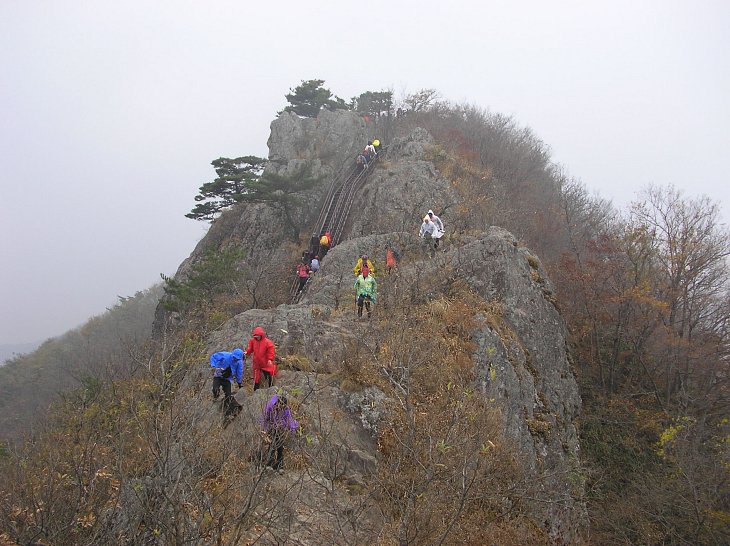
[252,326,266,338]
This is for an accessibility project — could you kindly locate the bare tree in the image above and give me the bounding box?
[628,185,730,407]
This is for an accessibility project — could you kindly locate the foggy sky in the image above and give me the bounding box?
[1,0,728,345]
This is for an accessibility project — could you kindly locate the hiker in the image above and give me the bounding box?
[261,393,299,473]
[246,327,277,390]
[354,267,377,318]
[210,348,245,416]
[419,215,437,255]
[310,255,320,274]
[372,139,381,155]
[319,231,332,259]
[365,141,377,159]
[385,245,400,274]
[356,153,368,171]
[301,249,314,266]
[427,209,444,233]
[353,254,375,277]
[427,209,445,248]
[296,259,310,295]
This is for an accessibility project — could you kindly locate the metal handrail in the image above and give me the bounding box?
[312,162,359,240]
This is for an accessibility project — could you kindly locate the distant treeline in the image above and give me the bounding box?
[0,285,163,440]
[0,343,42,366]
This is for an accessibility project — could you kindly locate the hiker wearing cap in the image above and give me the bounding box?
[353,254,375,277]
[354,267,377,319]
[210,348,245,415]
[246,327,277,390]
[261,393,299,473]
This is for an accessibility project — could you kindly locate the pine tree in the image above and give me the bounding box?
[351,90,393,117]
[160,246,246,312]
[283,79,348,117]
[238,163,321,241]
[186,156,266,221]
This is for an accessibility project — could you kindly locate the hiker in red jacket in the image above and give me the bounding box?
[246,326,277,390]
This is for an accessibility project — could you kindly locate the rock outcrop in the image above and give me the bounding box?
[153,109,376,332]
[156,110,587,542]
[348,128,454,237]
[205,227,586,543]
[267,109,370,168]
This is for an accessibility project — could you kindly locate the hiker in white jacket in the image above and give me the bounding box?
[427,209,444,233]
[419,215,437,255]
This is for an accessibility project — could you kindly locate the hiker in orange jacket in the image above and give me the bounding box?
[246,326,277,390]
[385,245,400,274]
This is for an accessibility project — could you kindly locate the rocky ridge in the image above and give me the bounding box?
[156,109,587,543]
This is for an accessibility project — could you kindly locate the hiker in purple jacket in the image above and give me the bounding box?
[261,394,299,472]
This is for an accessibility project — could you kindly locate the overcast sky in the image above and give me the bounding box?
[1,0,728,345]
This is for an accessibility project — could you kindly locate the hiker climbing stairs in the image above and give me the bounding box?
[289,150,384,303]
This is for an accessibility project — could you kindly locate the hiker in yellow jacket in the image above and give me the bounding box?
[353,254,375,277]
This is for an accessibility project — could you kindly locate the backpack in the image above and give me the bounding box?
[297,264,309,278]
[320,235,329,247]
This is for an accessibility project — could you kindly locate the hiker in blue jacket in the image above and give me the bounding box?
[210,348,245,415]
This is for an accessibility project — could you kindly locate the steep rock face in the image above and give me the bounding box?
[267,109,369,169]
[153,110,374,332]
[453,231,585,543]
[184,109,371,265]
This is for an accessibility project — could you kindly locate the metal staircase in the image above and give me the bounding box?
[289,152,383,303]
